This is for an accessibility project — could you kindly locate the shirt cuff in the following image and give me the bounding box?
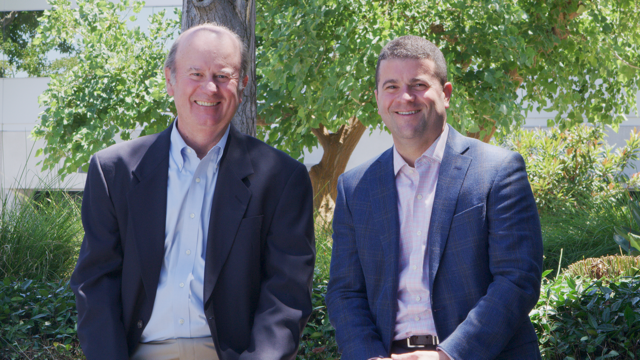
[437,347,455,360]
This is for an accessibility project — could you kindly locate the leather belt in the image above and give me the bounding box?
[392,335,439,350]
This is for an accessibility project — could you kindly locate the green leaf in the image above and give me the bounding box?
[624,305,636,328]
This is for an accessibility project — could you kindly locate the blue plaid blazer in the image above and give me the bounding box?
[326,126,543,360]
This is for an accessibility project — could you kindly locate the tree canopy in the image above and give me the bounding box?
[29,0,640,187]
[1,10,75,77]
[256,0,640,157]
[32,0,179,176]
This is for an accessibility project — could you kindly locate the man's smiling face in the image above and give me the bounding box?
[165,28,243,138]
[375,58,452,148]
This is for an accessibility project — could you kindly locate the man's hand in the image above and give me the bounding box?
[385,350,451,360]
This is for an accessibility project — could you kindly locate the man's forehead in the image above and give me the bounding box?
[175,30,242,69]
[379,58,437,80]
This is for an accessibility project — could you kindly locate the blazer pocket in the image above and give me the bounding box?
[231,215,264,265]
[452,203,485,221]
[450,203,486,237]
[237,215,263,241]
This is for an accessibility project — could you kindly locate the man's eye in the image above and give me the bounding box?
[191,73,202,77]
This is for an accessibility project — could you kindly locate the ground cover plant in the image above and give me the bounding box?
[499,125,640,271]
[531,270,640,359]
[0,278,82,359]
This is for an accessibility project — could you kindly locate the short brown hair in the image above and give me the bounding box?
[375,35,448,88]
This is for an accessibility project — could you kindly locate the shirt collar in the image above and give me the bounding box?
[393,124,449,176]
[169,118,230,171]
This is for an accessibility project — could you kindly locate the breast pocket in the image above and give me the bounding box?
[236,215,263,246]
[448,203,487,251]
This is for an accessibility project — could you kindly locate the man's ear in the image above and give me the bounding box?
[443,82,453,108]
[242,75,248,88]
[164,67,174,96]
[374,89,381,115]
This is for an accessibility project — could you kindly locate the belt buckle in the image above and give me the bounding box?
[407,335,439,348]
[406,338,424,348]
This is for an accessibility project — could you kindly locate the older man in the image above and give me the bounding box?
[326,35,543,360]
[71,24,315,360]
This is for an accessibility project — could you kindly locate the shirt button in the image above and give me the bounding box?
[417,194,423,199]
[179,318,185,325]
[186,250,191,255]
[417,231,422,236]
[414,316,420,321]
[190,213,195,219]
[195,177,201,183]
[416,296,421,301]
[179,282,185,288]
[412,265,417,270]
[187,149,192,153]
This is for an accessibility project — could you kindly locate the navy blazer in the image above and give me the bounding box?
[326,126,543,360]
[70,124,315,360]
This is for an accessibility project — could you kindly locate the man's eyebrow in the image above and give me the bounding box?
[187,66,201,72]
[381,79,397,87]
[410,77,432,85]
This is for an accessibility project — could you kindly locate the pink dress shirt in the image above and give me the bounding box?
[393,125,449,341]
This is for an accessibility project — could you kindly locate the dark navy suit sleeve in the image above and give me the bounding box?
[326,175,389,360]
[240,164,316,360]
[70,154,129,359]
[438,152,543,359]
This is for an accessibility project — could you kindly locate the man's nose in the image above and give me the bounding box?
[203,80,218,93]
[400,88,415,101]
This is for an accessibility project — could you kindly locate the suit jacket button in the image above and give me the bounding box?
[137,320,143,328]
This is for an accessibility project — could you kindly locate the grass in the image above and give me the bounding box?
[540,195,635,273]
[0,178,83,281]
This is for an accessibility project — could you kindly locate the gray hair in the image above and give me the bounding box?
[375,35,448,88]
[164,23,249,93]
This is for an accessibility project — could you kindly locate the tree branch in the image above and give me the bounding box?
[614,51,640,70]
[1,11,17,29]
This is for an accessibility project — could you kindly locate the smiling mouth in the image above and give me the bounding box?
[396,110,420,115]
[195,100,220,107]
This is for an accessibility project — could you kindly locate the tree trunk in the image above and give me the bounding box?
[309,117,366,222]
[466,117,496,143]
[182,0,256,136]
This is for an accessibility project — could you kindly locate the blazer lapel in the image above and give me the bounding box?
[128,126,172,300]
[428,126,472,286]
[203,126,254,305]
[369,148,401,345]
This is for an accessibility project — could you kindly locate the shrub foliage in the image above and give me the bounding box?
[0,278,82,359]
[531,273,640,359]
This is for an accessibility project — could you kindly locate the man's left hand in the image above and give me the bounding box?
[390,350,451,360]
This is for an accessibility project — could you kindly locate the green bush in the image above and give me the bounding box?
[0,278,83,359]
[297,216,339,359]
[499,125,640,214]
[565,256,640,280]
[0,188,83,281]
[499,126,640,271]
[531,273,640,359]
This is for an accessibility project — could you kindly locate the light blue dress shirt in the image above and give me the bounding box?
[140,120,229,342]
